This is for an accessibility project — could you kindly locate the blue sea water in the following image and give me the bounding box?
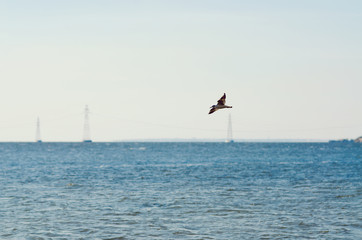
[0,142,361,240]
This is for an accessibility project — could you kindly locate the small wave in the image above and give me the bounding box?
[125,211,142,216]
[65,183,83,188]
[206,208,251,214]
[117,196,129,202]
[103,237,126,240]
[335,194,355,198]
[129,147,146,151]
[173,230,197,236]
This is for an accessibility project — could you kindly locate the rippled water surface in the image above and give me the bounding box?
[0,142,361,239]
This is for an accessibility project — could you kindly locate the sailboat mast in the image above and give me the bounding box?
[83,105,92,142]
[36,117,42,142]
[226,114,233,143]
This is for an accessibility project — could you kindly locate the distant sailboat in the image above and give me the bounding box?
[225,114,234,143]
[83,105,92,142]
[36,117,42,143]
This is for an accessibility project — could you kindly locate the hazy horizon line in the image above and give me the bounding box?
[0,138,334,143]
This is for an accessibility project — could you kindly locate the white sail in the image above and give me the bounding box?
[83,105,92,142]
[226,114,234,143]
[36,117,42,142]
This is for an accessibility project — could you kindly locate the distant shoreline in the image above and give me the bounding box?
[0,139,331,143]
[114,138,330,143]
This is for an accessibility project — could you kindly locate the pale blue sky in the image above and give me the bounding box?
[1,0,361,141]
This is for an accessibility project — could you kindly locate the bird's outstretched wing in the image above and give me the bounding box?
[217,93,226,105]
[209,107,217,114]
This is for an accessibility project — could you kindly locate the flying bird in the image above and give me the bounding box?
[209,93,232,114]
